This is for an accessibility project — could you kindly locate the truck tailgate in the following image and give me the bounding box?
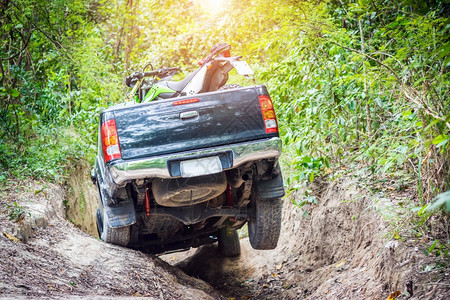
[112,85,277,160]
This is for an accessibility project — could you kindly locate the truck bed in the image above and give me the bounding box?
[102,85,277,160]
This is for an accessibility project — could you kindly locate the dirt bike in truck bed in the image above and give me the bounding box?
[91,44,285,256]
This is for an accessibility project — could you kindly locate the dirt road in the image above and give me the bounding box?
[0,180,221,299]
[1,175,448,299]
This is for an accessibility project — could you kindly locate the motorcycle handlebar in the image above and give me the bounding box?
[213,55,242,62]
[126,67,180,87]
[143,67,180,77]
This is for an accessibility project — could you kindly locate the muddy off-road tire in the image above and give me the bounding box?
[96,209,102,237]
[96,193,130,246]
[218,228,241,257]
[248,193,282,250]
[152,173,227,207]
[101,223,130,246]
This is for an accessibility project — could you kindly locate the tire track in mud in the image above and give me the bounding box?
[161,239,288,299]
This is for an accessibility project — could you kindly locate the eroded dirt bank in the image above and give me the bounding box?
[1,168,448,299]
[163,178,449,299]
[65,161,99,237]
[0,179,222,299]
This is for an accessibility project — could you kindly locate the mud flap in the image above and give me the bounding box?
[255,169,285,200]
[103,196,136,228]
[96,157,136,228]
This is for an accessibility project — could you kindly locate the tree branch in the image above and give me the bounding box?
[0,31,32,61]
[320,36,401,83]
[401,87,450,130]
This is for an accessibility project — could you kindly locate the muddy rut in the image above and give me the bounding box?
[0,165,448,299]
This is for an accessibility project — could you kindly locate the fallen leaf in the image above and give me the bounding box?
[2,232,20,243]
[15,213,25,224]
[387,291,401,300]
[335,260,346,268]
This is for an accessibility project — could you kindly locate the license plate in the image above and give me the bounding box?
[231,60,254,76]
[180,156,222,178]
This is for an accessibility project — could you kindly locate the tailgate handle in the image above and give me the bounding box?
[180,110,199,120]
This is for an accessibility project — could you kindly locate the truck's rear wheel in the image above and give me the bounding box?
[96,192,130,246]
[101,222,130,246]
[96,209,102,237]
[218,228,241,257]
[248,193,282,250]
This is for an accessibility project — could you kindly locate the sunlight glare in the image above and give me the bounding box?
[196,0,227,16]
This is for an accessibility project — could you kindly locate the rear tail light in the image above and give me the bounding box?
[259,95,278,134]
[101,119,121,163]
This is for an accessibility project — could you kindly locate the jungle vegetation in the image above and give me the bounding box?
[1,0,449,251]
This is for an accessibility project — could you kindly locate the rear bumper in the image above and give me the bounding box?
[109,137,282,185]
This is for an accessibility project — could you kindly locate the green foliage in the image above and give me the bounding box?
[3,201,29,222]
[292,190,318,216]
[0,0,120,182]
[288,156,329,187]
[423,239,449,259]
[0,127,94,182]
[258,0,449,200]
[427,191,450,212]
